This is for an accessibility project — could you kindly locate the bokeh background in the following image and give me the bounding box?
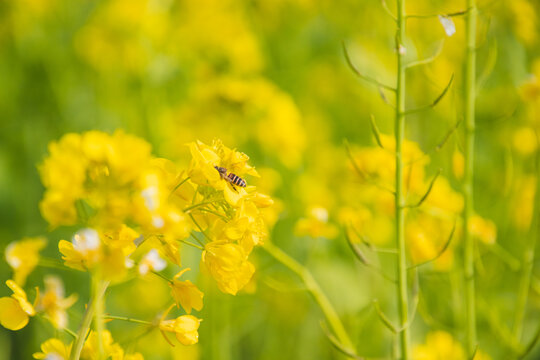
[1,0,540,359]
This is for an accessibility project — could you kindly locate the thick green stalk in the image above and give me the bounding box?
[464,0,478,356]
[395,0,409,358]
[513,149,540,341]
[262,242,356,356]
[69,280,109,360]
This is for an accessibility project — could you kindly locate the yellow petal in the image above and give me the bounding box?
[6,280,35,316]
[224,218,249,240]
[0,297,29,330]
[174,315,201,345]
[170,279,204,314]
[223,184,246,206]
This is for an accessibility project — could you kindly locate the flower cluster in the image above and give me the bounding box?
[1,132,273,358]
[187,140,273,294]
[344,134,497,270]
[33,330,144,360]
[413,331,491,360]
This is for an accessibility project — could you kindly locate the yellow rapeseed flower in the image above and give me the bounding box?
[220,200,267,254]
[0,280,36,330]
[294,206,339,239]
[138,249,167,275]
[160,312,202,346]
[511,175,536,230]
[406,214,456,271]
[36,276,78,329]
[413,331,465,359]
[351,134,427,194]
[5,236,46,286]
[39,131,152,228]
[102,224,139,256]
[80,330,124,360]
[58,228,101,271]
[59,227,132,281]
[202,241,255,295]
[33,338,72,359]
[187,140,257,206]
[512,126,538,156]
[413,331,492,360]
[133,163,191,241]
[507,0,538,46]
[169,268,204,314]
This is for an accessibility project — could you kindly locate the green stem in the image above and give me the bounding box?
[512,148,540,341]
[262,242,356,357]
[93,276,106,360]
[152,270,173,283]
[64,327,78,339]
[103,315,153,326]
[180,238,205,250]
[169,177,190,198]
[464,0,477,356]
[189,213,212,242]
[69,280,108,360]
[395,0,410,358]
[183,200,220,213]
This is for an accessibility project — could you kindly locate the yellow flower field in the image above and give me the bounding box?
[1,0,540,359]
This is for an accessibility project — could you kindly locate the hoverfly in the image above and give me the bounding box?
[214,166,246,189]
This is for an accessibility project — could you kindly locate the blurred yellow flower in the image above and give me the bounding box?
[138,249,167,276]
[59,227,132,281]
[406,213,456,271]
[421,177,464,215]
[511,175,536,230]
[507,0,538,46]
[81,330,124,360]
[33,338,71,360]
[160,314,202,346]
[295,206,339,239]
[0,280,36,330]
[413,331,465,359]
[452,149,464,180]
[512,127,538,156]
[5,236,46,286]
[169,269,204,314]
[39,131,152,228]
[202,241,255,295]
[413,331,491,360]
[133,164,191,242]
[160,78,306,169]
[36,276,77,329]
[469,215,497,245]
[351,134,427,193]
[125,353,145,360]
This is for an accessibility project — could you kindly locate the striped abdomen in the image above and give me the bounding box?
[227,173,246,187]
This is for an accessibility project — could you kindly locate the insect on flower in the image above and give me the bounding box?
[214,166,246,189]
